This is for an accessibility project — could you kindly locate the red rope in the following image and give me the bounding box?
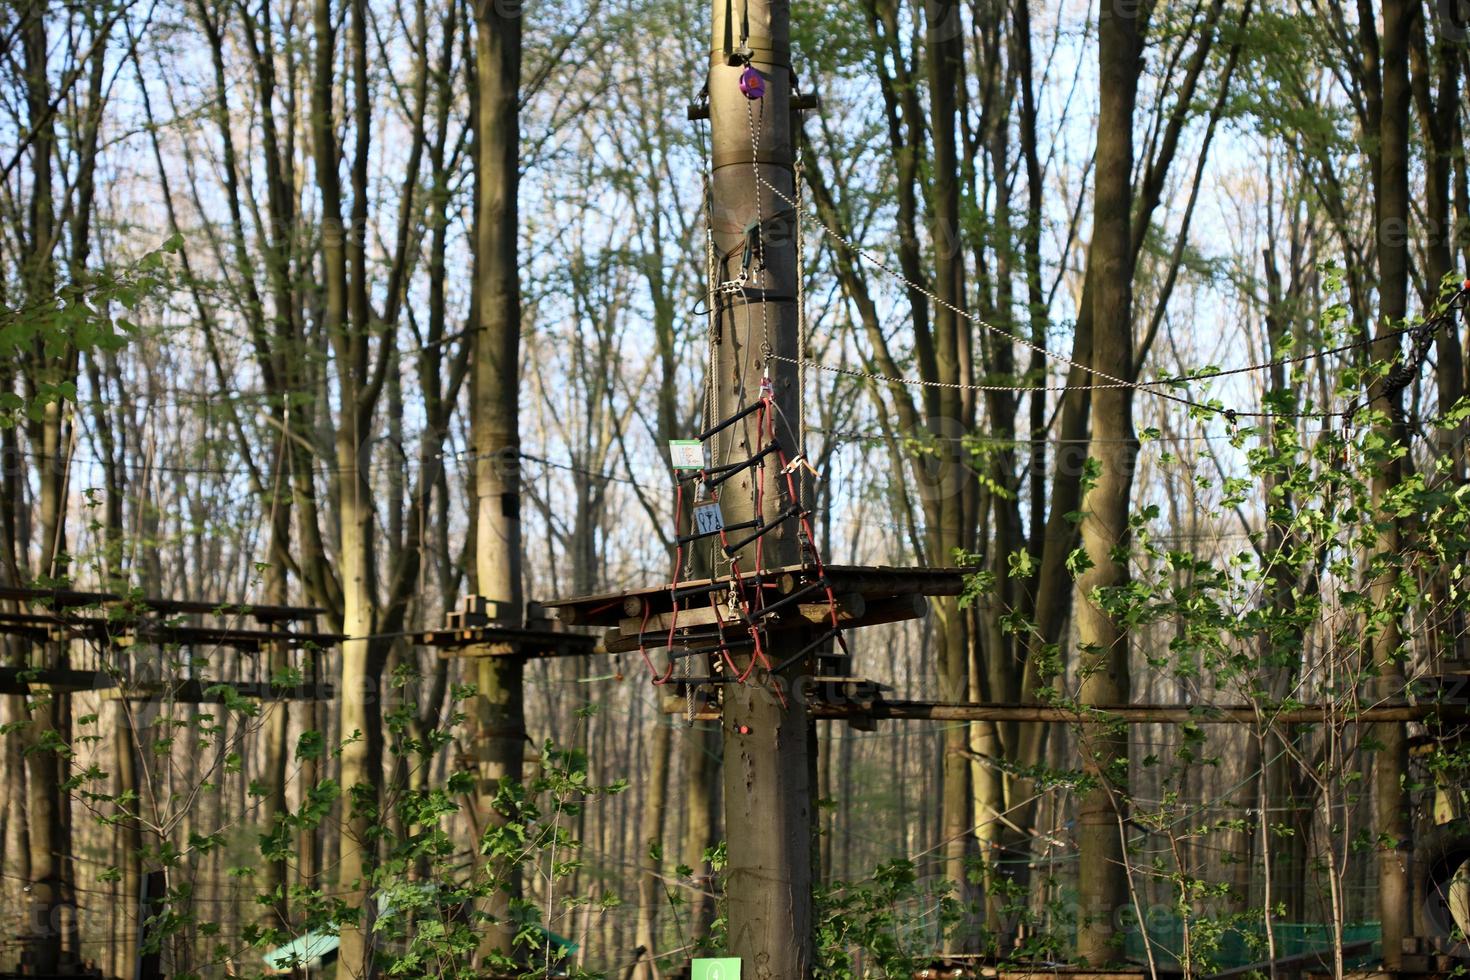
[643,482,689,686]
[665,483,685,663]
[637,597,673,685]
[656,387,836,701]
[700,487,758,681]
[765,391,850,657]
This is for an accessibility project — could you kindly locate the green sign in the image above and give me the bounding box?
[691,957,741,980]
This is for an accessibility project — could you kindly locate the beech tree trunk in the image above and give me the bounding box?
[1073,0,1145,964]
[633,718,671,977]
[1369,0,1415,966]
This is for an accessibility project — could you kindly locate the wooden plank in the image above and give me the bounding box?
[0,585,325,621]
[797,593,865,622]
[603,624,750,655]
[620,605,727,634]
[616,593,870,636]
[438,642,519,656]
[0,667,118,694]
[433,640,598,659]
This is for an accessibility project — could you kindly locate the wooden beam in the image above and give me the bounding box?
[796,593,865,623]
[110,680,335,702]
[619,604,726,635]
[616,593,870,636]
[0,667,118,694]
[605,594,927,655]
[775,566,968,599]
[435,640,596,659]
[844,593,928,628]
[0,613,342,650]
[811,700,1468,724]
[415,623,596,653]
[0,585,325,622]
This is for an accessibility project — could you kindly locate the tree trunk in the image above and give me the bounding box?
[683,721,720,942]
[311,0,384,972]
[1073,0,1144,964]
[922,0,976,930]
[634,718,671,977]
[1369,0,1415,967]
[17,2,76,968]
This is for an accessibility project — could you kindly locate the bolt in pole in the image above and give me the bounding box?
[706,0,815,975]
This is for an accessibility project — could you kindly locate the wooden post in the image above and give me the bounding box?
[471,0,528,965]
[707,1,814,975]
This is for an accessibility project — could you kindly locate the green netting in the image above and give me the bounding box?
[1122,915,1380,971]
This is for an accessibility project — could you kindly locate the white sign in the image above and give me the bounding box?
[693,500,725,536]
[668,440,705,470]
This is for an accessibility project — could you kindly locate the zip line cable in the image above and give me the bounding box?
[776,319,1443,397]
[754,169,1468,420]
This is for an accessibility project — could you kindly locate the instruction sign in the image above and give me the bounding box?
[669,439,705,470]
[691,958,741,980]
[692,500,725,536]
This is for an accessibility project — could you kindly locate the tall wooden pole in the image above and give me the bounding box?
[707,1,814,975]
[471,0,526,964]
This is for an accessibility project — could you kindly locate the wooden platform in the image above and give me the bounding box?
[0,610,342,651]
[415,595,599,659]
[0,584,324,622]
[546,563,969,656]
[0,585,336,650]
[548,564,969,626]
[0,587,340,706]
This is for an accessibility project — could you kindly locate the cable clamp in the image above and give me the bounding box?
[782,453,819,479]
